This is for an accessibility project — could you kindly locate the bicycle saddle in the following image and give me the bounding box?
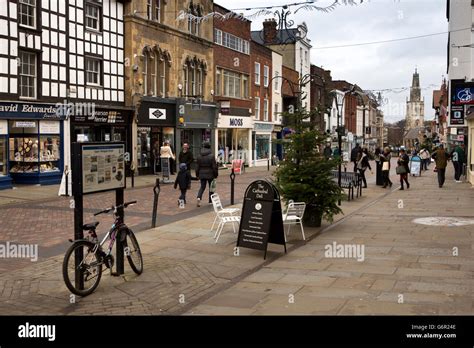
[82,222,99,231]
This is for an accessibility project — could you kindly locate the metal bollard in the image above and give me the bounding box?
[64,166,69,196]
[267,157,270,171]
[131,164,135,188]
[230,168,235,206]
[151,178,160,228]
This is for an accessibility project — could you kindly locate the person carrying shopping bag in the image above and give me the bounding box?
[396,148,410,190]
[380,147,392,188]
[195,142,218,207]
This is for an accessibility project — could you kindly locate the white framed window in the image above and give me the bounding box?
[19,0,36,29]
[274,103,279,121]
[183,66,188,96]
[263,99,269,121]
[223,70,241,98]
[274,71,279,91]
[254,97,260,119]
[254,62,260,86]
[263,65,269,87]
[85,3,101,31]
[198,69,203,96]
[214,29,222,45]
[147,0,153,20]
[155,0,161,23]
[159,59,166,97]
[19,51,37,99]
[305,51,308,65]
[85,57,101,86]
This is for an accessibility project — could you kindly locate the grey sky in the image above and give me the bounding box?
[216,0,448,123]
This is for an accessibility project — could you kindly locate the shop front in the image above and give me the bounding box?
[272,125,283,161]
[253,122,274,166]
[71,107,133,158]
[136,99,176,175]
[0,102,66,188]
[177,100,217,170]
[216,115,253,167]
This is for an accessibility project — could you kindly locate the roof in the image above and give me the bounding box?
[404,128,422,139]
[251,29,300,45]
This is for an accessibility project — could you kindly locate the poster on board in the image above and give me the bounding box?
[82,144,125,194]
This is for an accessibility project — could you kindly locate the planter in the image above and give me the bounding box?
[302,204,323,227]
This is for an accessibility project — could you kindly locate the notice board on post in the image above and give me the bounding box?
[236,180,286,259]
[81,143,125,194]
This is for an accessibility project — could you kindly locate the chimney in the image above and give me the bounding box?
[263,18,277,44]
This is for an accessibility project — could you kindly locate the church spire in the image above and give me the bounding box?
[410,68,421,101]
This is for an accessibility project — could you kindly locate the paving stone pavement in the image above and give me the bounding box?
[2,158,463,315]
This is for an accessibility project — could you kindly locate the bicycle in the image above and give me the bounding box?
[62,200,143,297]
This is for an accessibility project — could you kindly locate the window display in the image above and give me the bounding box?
[256,134,270,160]
[9,137,39,173]
[39,136,60,172]
[0,138,6,176]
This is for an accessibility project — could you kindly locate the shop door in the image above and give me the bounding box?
[151,129,162,174]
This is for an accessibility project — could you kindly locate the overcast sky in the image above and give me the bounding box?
[217,0,448,123]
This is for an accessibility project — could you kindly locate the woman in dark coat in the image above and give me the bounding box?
[380,147,393,188]
[397,148,410,190]
[357,148,372,188]
[195,142,218,206]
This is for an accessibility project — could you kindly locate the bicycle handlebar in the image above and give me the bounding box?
[93,200,137,216]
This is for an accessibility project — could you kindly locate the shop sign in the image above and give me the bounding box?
[39,121,60,134]
[218,115,252,128]
[149,108,166,120]
[14,121,36,128]
[73,110,127,124]
[450,105,465,126]
[0,102,65,120]
[254,122,274,132]
[0,120,7,135]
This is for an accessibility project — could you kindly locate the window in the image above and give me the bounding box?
[214,29,222,45]
[223,70,241,98]
[254,97,260,119]
[159,58,166,97]
[85,3,101,31]
[85,58,101,86]
[198,69,203,96]
[155,0,161,23]
[215,69,221,96]
[184,58,206,97]
[274,71,279,91]
[19,0,36,28]
[242,75,249,99]
[263,99,269,121]
[148,0,163,22]
[143,47,171,97]
[188,3,201,36]
[19,51,37,99]
[274,103,279,121]
[305,51,308,65]
[263,65,269,87]
[254,62,260,85]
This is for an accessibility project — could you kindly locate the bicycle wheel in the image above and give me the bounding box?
[124,230,143,275]
[62,240,103,297]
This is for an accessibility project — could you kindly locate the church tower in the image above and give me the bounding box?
[405,69,425,129]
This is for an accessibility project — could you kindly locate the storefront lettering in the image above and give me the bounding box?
[230,118,243,127]
[0,104,18,112]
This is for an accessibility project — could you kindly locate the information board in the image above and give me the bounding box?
[82,144,125,194]
[237,180,286,259]
[409,155,421,177]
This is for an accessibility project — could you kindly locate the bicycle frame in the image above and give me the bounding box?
[87,209,126,260]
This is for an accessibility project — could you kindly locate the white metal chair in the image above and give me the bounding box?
[282,202,306,241]
[210,193,240,231]
[214,216,240,243]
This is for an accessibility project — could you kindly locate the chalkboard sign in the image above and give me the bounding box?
[410,155,421,177]
[236,180,286,259]
[161,157,170,180]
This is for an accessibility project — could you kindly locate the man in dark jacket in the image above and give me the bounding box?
[323,144,332,159]
[351,144,360,172]
[450,143,466,182]
[178,143,194,175]
[432,144,450,188]
[174,163,191,207]
[196,142,218,207]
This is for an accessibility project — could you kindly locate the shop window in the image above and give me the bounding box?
[19,0,36,29]
[256,134,270,160]
[85,57,101,86]
[19,51,37,99]
[85,2,101,31]
[0,138,6,176]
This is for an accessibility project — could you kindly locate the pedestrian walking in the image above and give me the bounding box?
[351,144,361,172]
[419,147,430,171]
[357,148,372,188]
[432,144,450,188]
[160,139,175,175]
[178,143,194,176]
[174,163,191,207]
[396,148,410,190]
[196,142,218,207]
[450,143,466,182]
[380,147,393,188]
[323,143,332,159]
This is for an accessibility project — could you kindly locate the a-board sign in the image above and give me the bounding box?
[410,155,421,177]
[236,180,286,259]
[82,143,125,194]
[161,157,170,179]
